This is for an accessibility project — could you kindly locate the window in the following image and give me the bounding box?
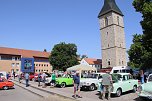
[39,64,40,66]
[41,70,43,72]
[47,64,48,67]
[44,64,46,67]
[105,17,108,26]
[47,70,48,72]
[0,55,1,60]
[16,63,20,67]
[12,63,15,67]
[117,16,119,25]
[122,61,124,65]
[108,44,109,47]
[16,69,19,71]
[12,57,15,61]
[42,64,43,66]
[35,70,37,72]
[39,70,40,72]
[107,32,108,36]
[36,64,38,66]
[108,61,111,66]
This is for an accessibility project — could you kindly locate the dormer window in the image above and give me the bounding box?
[105,17,108,27]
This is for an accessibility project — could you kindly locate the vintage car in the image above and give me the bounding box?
[0,78,14,90]
[111,73,138,96]
[97,73,139,97]
[55,74,73,88]
[138,74,152,100]
[80,73,105,91]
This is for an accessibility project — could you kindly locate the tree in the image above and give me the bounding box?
[128,34,144,68]
[49,42,79,71]
[128,0,152,69]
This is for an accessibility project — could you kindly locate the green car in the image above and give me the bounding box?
[138,74,152,100]
[55,74,73,88]
[111,73,139,97]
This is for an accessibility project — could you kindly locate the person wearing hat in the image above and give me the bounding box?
[102,70,113,100]
[73,71,82,99]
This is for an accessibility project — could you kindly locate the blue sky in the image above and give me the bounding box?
[0,0,142,59]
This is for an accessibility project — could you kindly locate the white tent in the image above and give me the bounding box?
[67,64,97,74]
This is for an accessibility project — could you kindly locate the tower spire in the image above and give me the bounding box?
[98,0,123,18]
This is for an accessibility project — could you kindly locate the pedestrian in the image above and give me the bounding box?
[51,71,56,87]
[18,72,22,83]
[102,70,113,100]
[25,73,29,87]
[41,71,46,88]
[73,71,82,99]
[6,72,10,80]
[99,78,104,99]
[140,70,144,84]
[13,72,16,79]
[38,72,41,87]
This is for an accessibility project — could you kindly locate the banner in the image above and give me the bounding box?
[21,58,34,73]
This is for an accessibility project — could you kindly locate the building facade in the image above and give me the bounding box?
[80,58,102,71]
[0,47,52,74]
[98,0,127,68]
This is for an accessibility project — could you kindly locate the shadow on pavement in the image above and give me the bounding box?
[134,97,152,101]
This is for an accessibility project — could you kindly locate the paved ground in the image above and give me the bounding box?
[0,85,41,101]
[12,79,148,101]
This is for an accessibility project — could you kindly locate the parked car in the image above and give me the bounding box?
[80,73,105,91]
[29,73,35,81]
[0,78,14,90]
[138,74,152,100]
[111,73,138,97]
[45,72,52,84]
[55,74,73,88]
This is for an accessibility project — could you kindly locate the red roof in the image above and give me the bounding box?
[0,47,50,58]
[84,58,102,65]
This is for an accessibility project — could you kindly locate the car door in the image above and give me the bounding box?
[121,75,131,92]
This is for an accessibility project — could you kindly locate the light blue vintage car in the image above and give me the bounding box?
[97,73,139,97]
[138,74,152,100]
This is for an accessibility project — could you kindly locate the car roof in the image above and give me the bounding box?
[113,73,130,75]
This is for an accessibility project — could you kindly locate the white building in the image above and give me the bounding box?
[80,58,102,71]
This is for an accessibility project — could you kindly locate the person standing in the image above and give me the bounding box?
[140,70,144,84]
[51,71,56,87]
[102,71,113,100]
[41,71,46,88]
[6,72,10,80]
[18,72,22,83]
[73,71,82,99]
[25,73,29,87]
[13,72,16,79]
[38,72,41,87]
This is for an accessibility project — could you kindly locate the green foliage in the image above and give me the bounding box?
[49,42,79,71]
[128,0,152,69]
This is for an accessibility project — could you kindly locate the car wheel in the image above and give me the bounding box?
[3,86,9,90]
[89,84,95,91]
[116,88,122,97]
[133,85,137,93]
[60,82,66,88]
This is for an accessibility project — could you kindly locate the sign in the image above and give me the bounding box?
[21,58,34,73]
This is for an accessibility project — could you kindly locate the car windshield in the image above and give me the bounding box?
[45,72,51,77]
[85,74,98,79]
[148,75,152,82]
[112,74,122,81]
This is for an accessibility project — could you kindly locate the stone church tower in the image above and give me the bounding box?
[98,0,127,68]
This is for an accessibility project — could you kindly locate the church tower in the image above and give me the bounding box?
[98,0,127,68]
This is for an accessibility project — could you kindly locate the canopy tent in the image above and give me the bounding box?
[67,64,97,71]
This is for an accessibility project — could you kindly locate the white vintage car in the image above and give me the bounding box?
[80,73,105,91]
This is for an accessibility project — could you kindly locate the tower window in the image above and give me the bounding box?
[108,61,111,66]
[108,44,109,47]
[122,61,124,65]
[105,17,108,26]
[117,16,119,25]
